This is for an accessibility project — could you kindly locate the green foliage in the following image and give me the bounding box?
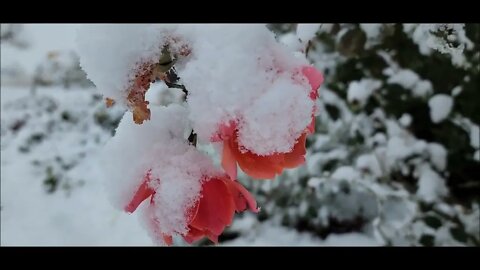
[240,24,480,246]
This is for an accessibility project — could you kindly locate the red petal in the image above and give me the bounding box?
[183,176,259,244]
[284,133,307,169]
[306,116,315,134]
[124,174,155,213]
[162,234,173,246]
[221,141,238,180]
[235,152,284,179]
[206,233,219,244]
[211,120,237,142]
[302,66,323,99]
[183,226,206,244]
[189,178,235,236]
[228,180,259,213]
[228,136,284,179]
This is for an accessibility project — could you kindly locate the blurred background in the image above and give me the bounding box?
[1,24,479,246]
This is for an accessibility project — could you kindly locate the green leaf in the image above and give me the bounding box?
[419,234,435,246]
[450,227,469,243]
[423,215,442,229]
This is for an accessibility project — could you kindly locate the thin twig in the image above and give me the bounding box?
[188,130,197,147]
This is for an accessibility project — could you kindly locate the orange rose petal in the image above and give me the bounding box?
[283,133,307,169]
[124,178,155,213]
[307,116,315,134]
[302,66,324,97]
[183,226,205,244]
[221,141,238,180]
[206,233,219,244]
[162,234,173,246]
[222,178,246,212]
[229,136,284,179]
[229,180,259,213]
[189,179,235,236]
[235,152,282,179]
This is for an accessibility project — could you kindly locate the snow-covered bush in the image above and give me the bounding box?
[241,23,479,246]
[1,88,125,196]
[32,51,92,89]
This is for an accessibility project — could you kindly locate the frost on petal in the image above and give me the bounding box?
[178,24,312,150]
[239,75,313,155]
[124,172,155,213]
[301,65,324,99]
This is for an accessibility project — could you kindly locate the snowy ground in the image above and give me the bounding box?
[0,86,152,245]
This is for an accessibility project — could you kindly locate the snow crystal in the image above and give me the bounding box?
[100,104,217,237]
[76,24,175,107]
[347,79,382,107]
[428,94,453,124]
[296,24,321,42]
[416,165,448,203]
[427,143,447,171]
